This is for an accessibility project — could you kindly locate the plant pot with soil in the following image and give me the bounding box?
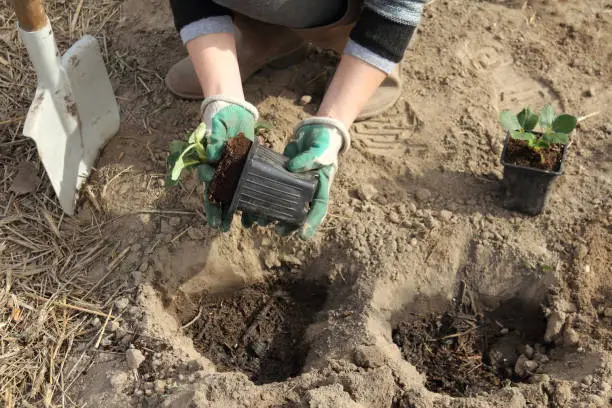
[166,124,319,228]
[498,104,577,215]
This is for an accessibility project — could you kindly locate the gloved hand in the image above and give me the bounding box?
[196,96,259,231]
[243,117,350,240]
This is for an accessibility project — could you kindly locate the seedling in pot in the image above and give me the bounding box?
[499,104,577,165]
[498,104,577,216]
[165,122,318,228]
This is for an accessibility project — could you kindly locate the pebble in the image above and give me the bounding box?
[126,348,146,370]
[529,374,550,384]
[154,380,166,393]
[357,184,377,201]
[582,375,594,386]
[544,310,566,342]
[408,202,417,212]
[299,95,312,105]
[388,212,402,224]
[145,389,153,396]
[587,395,605,407]
[410,238,418,246]
[514,354,537,376]
[169,217,181,227]
[115,297,130,311]
[177,374,185,381]
[415,188,432,202]
[91,317,101,328]
[440,210,453,221]
[576,243,589,259]
[134,389,143,397]
[107,320,120,332]
[524,345,534,359]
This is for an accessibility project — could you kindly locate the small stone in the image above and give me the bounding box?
[440,210,453,221]
[144,389,153,396]
[169,217,181,227]
[188,374,196,383]
[563,327,580,347]
[514,355,529,376]
[388,212,402,224]
[415,188,432,202]
[154,380,166,394]
[410,238,418,246]
[529,374,550,384]
[177,374,185,381]
[576,243,588,259]
[544,310,566,342]
[524,360,539,371]
[357,184,377,201]
[126,348,146,370]
[100,337,112,347]
[91,317,101,328]
[299,95,312,105]
[115,297,130,311]
[524,345,534,359]
[587,395,605,407]
[107,320,120,332]
[134,389,143,397]
[582,375,594,386]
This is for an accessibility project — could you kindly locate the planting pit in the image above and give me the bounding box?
[393,286,548,397]
[183,275,327,385]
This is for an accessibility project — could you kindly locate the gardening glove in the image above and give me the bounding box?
[262,117,351,240]
[198,96,259,231]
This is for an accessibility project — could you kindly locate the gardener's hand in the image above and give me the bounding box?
[198,96,259,230]
[271,117,351,240]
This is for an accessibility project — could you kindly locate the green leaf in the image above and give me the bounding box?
[539,104,556,130]
[169,140,188,156]
[543,132,569,145]
[188,122,207,144]
[510,130,535,142]
[171,145,197,181]
[500,110,521,131]
[517,108,539,131]
[552,114,577,134]
[530,138,548,149]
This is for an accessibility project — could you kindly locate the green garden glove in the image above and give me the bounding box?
[198,96,258,230]
[272,117,351,240]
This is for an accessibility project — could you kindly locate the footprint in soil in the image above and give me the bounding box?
[185,276,327,384]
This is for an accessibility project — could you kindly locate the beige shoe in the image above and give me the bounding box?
[291,0,406,122]
[165,14,308,99]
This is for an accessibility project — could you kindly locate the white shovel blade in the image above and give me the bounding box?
[23,86,83,215]
[61,35,120,195]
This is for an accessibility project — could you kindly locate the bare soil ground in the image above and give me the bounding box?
[1,0,611,407]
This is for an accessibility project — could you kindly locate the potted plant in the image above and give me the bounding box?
[498,104,577,215]
[166,124,318,227]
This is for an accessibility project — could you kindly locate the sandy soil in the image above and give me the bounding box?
[3,0,611,407]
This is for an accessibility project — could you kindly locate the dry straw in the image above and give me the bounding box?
[1,0,125,406]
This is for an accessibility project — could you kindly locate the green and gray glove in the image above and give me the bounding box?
[195,96,258,231]
[244,117,350,240]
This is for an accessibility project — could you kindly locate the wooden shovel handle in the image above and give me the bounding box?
[12,0,48,31]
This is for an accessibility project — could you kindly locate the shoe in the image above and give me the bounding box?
[291,0,406,122]
[165,14,308,99]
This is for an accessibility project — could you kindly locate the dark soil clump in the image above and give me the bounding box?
[504,137,563,171]
[208,134,252,205]
[186,276,327,385]
[392,286,547,397]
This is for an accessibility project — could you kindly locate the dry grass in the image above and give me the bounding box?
[0,1,126,406]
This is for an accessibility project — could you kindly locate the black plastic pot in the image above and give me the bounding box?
[500,132,567,216]
[226,139,319,226]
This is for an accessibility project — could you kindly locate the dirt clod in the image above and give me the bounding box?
[544,310,566,342]
[126,348,146,370]
[357,184,378,201]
